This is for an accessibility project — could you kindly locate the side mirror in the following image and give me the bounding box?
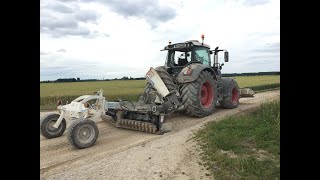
[219,63,224,70]
[224,51,229,62]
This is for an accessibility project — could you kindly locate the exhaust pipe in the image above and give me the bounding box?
[214,54,218,66]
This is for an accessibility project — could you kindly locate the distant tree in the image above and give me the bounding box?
[77,77,80,81]
[56,78,77,82]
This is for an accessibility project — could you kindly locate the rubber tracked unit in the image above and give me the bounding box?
[40,68,181,149]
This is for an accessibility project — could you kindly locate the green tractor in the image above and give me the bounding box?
[139,35,251,117]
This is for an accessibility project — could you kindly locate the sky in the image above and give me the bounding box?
[40,0,280,81]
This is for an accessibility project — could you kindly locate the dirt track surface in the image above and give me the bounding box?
[40,90,280,180]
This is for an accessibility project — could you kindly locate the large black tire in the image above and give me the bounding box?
[180,71,217,117]
[67,119,99,149]
[40,113,66,139]
[138,66,177,103]
[154,66,178,92]
[219,78,240,109]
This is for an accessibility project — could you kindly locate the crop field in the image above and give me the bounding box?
[40,75,280,110]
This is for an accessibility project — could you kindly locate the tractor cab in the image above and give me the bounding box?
[163,40,211,67]
[162,40,211,76]
[161,35,229,79]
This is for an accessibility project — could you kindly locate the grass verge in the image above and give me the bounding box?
[194,99,280,179]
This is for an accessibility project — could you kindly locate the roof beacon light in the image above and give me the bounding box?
[169,40,171,45]
[201,34,205,45]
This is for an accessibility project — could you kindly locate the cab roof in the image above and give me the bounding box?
[161,40,210,51]
[184,40,210,48]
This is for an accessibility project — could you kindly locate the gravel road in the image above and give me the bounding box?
[40,90,280,180]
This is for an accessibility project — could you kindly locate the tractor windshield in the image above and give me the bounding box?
[165,46,211,67]
[166,50,192,67]
[194,48,211,66]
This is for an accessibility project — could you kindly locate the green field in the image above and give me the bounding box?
[195,99,280,179]
[40,75,280,110]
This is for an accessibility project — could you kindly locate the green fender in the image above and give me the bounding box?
[177,64,217,83]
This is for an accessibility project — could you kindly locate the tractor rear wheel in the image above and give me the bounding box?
[67,119,99,149]
[40,113,66,139]
[138,66,177,103]
[219,78,240,109]
[180,71,217,117]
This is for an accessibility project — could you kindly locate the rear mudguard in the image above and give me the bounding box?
[176,64,217,83]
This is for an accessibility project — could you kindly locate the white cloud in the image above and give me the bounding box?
[40,0,279,81]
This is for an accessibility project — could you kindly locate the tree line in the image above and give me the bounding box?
[40,71,280,83]
[40,76,145,83]
[222,71,280,77]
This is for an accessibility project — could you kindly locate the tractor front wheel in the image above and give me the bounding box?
[67,119,99,149]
